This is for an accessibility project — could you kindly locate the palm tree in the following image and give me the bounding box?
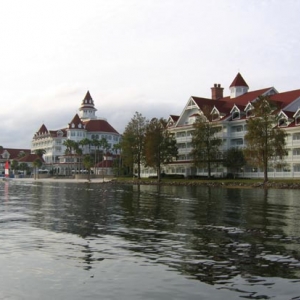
[32,158,42,180]
[34,149,46,158]
[63,140,78,175]
[100,137,110,178]
[92,139,101,174]
[74,143,83,173]
[83,155,94,182]
[80,138,92,155]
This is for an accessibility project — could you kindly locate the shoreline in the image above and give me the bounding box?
[4,177,300,189]
[109,179,300,189]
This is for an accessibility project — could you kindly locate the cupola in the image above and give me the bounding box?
[229,73,249,98]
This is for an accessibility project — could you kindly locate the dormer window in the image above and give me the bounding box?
[212,113,220,121]
[78,124,82,128]
[232,111,240,120]
[71,123,75,128]
[278,118,287,127]
[296,117,300,126]
[246,109,254,118]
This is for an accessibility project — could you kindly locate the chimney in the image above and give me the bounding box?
[211,83,224,100]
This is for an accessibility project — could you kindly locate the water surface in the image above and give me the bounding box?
[1,181,300,299]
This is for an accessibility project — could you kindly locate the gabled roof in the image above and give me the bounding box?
[0,148,31,160]
[18,153,45,163]
[229,72,249,88]
[83,119,119,134]
[49,129,67,137]
[278,110,294,119]
[269,89,300,109]
[68,114,85,129]
[170,115,179,122]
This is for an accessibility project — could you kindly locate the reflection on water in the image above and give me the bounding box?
[1,181,300,299]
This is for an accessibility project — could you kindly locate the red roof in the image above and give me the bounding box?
[83,119,119,134]
[68,114,85,129]
[95,160,113,168]
[229,72,249,88]
[221,88,272,106]
[170,115,179,122]
[269,89,300,109]
[18,153,45,163]
[36,124,48,135]
[0,148,31,160]
[80,90,96,109]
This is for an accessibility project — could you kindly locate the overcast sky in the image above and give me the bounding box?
[1,0,300,149]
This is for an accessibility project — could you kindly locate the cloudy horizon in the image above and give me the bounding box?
[1,0,300,149]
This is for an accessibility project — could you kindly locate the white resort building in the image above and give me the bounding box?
[31,91,121,175]
[141,73,300,179]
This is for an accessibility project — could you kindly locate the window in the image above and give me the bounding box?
[293,149,300,156]
[293,133,300,140]
[232,111,240,120]
[278,119,287,127]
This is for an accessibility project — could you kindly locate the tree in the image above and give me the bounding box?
[19,162,30,175]
[34,149,46,158]
[17,151,26,159]
[91,139,101,172]
[99,137,111,178]
[191,111,223,178]
[112,143,122,176]
[223,147,246,178]
[63,140,78,174]
[144,118,178,182]
[83,155,94,181]
[121,112,148,179]
[63,140,76,155]
[10,160,19,174]
[32,158,42,180]
[74,142,83,172]
[80,138,92,154]
[244,95,288,183]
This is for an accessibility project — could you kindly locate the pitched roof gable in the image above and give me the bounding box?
[229,72,249,88]
[0,148,31,160]
[68,114,85,129]
[18,153,45,163]
[269,89,300,109]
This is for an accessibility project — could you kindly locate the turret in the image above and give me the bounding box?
[229,73,249,98]
[79,91,97,120]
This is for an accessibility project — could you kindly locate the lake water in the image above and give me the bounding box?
[1,180,300,300]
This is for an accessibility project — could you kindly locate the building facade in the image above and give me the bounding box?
[31,91,121,175]
[0,148,30,175]
[140,73,300,178]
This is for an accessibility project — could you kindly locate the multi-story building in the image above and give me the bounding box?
[0,148,31,176]
[141,73,300,178]
[31,91,121,175]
